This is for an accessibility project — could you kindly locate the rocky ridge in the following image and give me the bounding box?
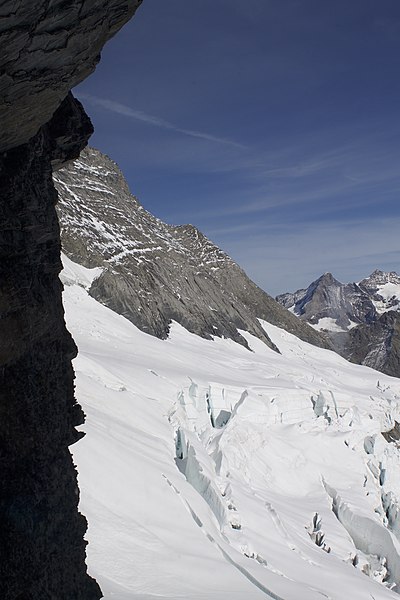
[55,147,330,353]
[277,271,400,377]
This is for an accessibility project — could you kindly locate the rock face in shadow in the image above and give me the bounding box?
[0,2,142,598]
[0,0,142,152]
[0,95,100,600]
[55,147,331,352]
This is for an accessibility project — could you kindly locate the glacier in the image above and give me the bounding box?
[63,257,400,600]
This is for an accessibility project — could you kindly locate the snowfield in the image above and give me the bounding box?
[62,257,400,600]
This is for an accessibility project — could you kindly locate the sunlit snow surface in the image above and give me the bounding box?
[62,263,400,600]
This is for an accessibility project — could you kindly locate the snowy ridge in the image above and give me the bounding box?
[54,163,189,267]
[63,257,400,600]
[54,148,232,270]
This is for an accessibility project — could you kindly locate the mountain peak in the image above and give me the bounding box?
[55,147,330,353]
[315,272,341,286]
[277,271,376,332]
[277,268,400,377]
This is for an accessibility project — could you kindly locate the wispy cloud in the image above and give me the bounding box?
[78,93,246,149]
[165,176,366,223]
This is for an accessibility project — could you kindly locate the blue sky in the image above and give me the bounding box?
[75,0,400,295]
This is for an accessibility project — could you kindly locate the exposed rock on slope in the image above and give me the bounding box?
[55,147,330,352]
[347,311,400,377]
[0,2,142,598]
[278,271,400,377]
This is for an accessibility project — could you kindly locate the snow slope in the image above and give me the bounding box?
[62,260,400,600]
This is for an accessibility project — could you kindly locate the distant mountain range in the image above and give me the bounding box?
[277,271,400,377]
[54,147,328,353]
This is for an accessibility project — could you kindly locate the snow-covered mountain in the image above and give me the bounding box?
[54,147,328,352]
[359,270,400,314]
[277,271,400,377]
[63,256,400,600]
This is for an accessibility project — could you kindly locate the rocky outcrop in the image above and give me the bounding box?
[0,2,142,598]
[55,147,330,352]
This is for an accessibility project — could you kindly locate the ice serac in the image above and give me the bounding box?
[277,270,400,377]
[55,147,330,352]
[0,2,142,598]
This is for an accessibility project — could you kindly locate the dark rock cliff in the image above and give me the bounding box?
[0,2,142,598]
[0,0,142,152]
[55,147,331,353]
